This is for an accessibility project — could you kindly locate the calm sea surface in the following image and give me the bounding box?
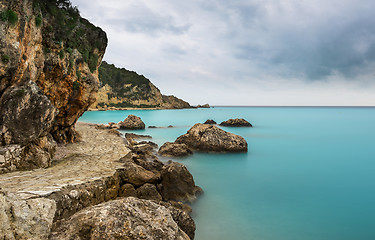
[79,107,375,240]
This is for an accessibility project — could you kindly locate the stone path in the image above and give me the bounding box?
[0,122,130,200]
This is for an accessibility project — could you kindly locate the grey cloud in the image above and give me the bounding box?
[161,44,187,58]
[230,1,375,80]
[114,4,190,36]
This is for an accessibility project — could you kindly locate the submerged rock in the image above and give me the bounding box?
[118,115,145,129]
[175,123,248,152]
[49,197,191,240]
[220,118,253,127]
[158,142,193,157]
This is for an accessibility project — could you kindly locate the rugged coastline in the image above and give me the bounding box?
[0,122,200,239]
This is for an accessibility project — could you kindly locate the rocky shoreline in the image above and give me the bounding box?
[0,123,200,239]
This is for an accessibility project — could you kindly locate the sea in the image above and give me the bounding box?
[79,106,375,240]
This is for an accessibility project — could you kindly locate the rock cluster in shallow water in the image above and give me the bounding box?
[175,123,248,152]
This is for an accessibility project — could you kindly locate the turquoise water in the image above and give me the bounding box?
[79,107,375,240]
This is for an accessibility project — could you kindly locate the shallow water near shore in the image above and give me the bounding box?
[79,107,375,240]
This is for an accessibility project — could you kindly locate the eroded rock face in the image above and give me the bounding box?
[0,0,107,171]
[0,191,56,240]
[220,118,253,127]
[50,197,191,240]
[158,142,193,157]
[0,81,57,172]
[176,123,248,152]
[0,81,57,146]
[118,115,145,129]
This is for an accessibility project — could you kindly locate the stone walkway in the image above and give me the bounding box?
[0,122,130,200]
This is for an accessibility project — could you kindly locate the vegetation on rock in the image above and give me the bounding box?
[94,61,191,109]
[0,9,18,25]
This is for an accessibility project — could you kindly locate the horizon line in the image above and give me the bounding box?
[209,105,375,108]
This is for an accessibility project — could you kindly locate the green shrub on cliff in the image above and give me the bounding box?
[88,53,98,73]
[0,10,18,26]
[35,15,42,26]
[1,55,10,64]
[33,0,106,70]
[98,61,152,97]
[59,49,65,59]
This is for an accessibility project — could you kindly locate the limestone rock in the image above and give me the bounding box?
[121,161,159,187]
[0,191,56,240]
[158,142,193,157]
[175,123,248,152]
[136,183,162,201]
[204,119,216,124]
[119,184,137,198]
[118,115,145,129]
[220,118,253,127]
[0,81,58,146]
[50,197,190,240]
[160,161,201,202]
[0,0,107,171]
[159,201,196,240]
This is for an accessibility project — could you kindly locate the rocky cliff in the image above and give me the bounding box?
[91,61,191,109]
[0,0,107,172]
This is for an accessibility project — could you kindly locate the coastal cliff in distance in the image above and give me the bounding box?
[90,61,191,110]
[0,0,107,172]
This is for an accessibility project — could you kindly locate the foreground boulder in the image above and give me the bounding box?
[0,81,58,172]
[220,118,253,127]
[118,115,145,129]
[50,197,191,240]
[0,191,56,240]
[158,142,193,157]
[176,123,248,152]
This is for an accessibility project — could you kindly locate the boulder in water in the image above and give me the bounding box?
[175,123,247,152]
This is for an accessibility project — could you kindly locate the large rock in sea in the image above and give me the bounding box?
[220,118,253,127]
[160,161,202,202]
[175,123,248,152]
[50,197,191,240]
[158,142,193,157]
[118,115,145,129]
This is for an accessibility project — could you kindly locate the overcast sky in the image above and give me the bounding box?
[71,0,375,106]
